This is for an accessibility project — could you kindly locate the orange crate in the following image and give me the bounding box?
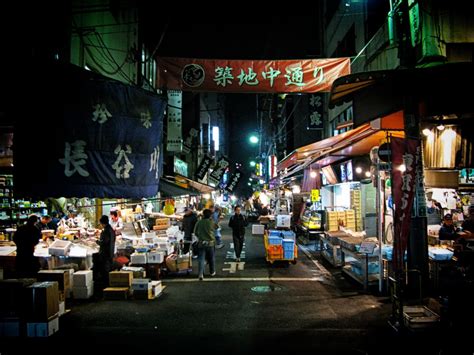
[266,245,282,259]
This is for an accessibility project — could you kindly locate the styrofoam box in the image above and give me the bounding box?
[252,224,265,235]
[131,253,147,264]
[276,215,291,228]
[27,316,59,337]
[151,280,162,297]
[147,251,165,264]
[73,286,94,299]
[48,240,72,256]
[73,270,93,288]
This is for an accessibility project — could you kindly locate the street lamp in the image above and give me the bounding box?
[249,135,259,144]
[250,160,256,167]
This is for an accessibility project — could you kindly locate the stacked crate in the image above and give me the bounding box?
[345,209,356,230]
[153,218,170,231]
[350,189,363,231]
[327,211,339,231]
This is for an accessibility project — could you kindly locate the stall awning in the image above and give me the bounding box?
[159,178,200,197]
[172,175,215,194]
[277,110,405,173]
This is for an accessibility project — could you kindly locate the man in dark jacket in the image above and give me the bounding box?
[228,206,248,262]
[95,215,116,287]
[13,215,41,278]
[181,207,198,255]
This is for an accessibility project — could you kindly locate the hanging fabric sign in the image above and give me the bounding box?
[209,156,230,184]
[14,63,165,198]
[390,136,420,272]
[195,153,214,181]
[156,57,350,93]
[166,90,183,152]
[225,170,242,193]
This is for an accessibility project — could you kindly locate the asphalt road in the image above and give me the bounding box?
[1,218,473,354]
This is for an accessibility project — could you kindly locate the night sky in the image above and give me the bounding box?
[141,5,322,195]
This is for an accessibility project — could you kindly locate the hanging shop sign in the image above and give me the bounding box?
[166,90,183,152]
[311,189,320,202]
[173,157,188,177]
[14,63,166,198]
[307,93,324,130]
[195,153,214,181]
[182,128,199,154]
[225,170,242,193]
[390,137,420,272]
[209,156,230,185]
[156,57,350,93]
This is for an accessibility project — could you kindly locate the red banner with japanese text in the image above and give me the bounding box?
[391,137,420,272]
[156,57,350,93]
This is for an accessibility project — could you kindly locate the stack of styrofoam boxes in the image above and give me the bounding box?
[25,281,60,337]
[156,236,174,256]
[282,239,295,259]
[345,209,356,231]
[252,224,265,235]
[327,211,339,231]
[73,270,94,299]
[37,270,71,314]
[350,189,362,231]
[0,279,36,337]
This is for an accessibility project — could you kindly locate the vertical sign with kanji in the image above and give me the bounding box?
[195,154,213,181]
[308,94,324,130]
[166,90,183,152]
[209,156,230,185]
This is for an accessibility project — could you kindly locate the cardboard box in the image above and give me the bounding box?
[121,266,146,279]
[0,279,35,318]
[109,271,133,287]
[133,288,153,300]
[103,287,129,300]
[27,316,59,337]
[25,282,59,321]
[73,286,93,299]
[73,270,93,288]
[37,270,70,291]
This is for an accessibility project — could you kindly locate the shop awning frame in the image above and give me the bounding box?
[159,178,200,197]
[277,110,405,178]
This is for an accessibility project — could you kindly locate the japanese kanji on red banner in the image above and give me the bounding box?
[156,57,350,93]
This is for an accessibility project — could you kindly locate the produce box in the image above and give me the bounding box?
[48,240,72,256]
[109,271,133,287]
[25,282,59,321]
[73,270,93,288]
[37,270,70,291]
[103,287,129,300]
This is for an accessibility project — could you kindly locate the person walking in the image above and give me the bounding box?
[212,206,225,249]
[228,205,248,262]
[13,215,41,278]
[181,206,198,255]
[193,209,217,280]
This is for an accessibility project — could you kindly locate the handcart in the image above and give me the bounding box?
[264,230,298,265]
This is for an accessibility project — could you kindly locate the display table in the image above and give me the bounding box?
[341,247,380,286]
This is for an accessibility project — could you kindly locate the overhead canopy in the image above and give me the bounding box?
[159,178,200,197]
[172,175,215,194]
[329,62,474,125]
[277,110,405,174]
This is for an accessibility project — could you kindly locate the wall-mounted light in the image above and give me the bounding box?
[422,128,431,136]
[365,171,371,178]
[436,124,445,131]
[398,164,406,172]
[310,171,317,178]
[292,185,301,194]
[355,167,362,174]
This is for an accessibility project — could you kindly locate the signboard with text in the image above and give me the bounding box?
[156,57,350,93]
